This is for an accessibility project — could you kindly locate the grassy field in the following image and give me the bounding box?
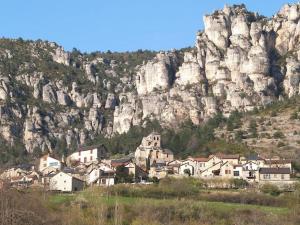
[44,184,298,225]
[49,192,290,215]
[1,178,299,225]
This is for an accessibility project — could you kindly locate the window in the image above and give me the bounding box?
[156,151,159,159]
[90,149,93,154]
[49,162,58,167]
[281,174,285,180]
[234,171,239,176]
[225,170,231,174]
[84,157,87,163]
[79,151,81,156]
[90,156,93,161]
[263,174,270,179]
[166,154,168,158]
[274,174,277,178]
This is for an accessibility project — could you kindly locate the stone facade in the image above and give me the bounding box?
[135,132,174,168]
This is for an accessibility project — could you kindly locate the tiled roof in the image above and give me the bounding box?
[259,168,291,174]
[264,159,292,164]
[246,154,264,161]
[215,153,240,159]
[194,157,209,162]
[111,158,132,167]
[78,145,100,151]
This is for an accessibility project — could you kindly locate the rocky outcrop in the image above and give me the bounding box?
[136,52,177,95]
[3,3,300,154]
[50,44,70,66]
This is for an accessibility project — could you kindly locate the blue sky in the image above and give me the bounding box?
[0,0,298,52]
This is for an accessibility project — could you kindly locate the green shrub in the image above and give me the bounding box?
[260,184,282,196]
[273,131,285,139]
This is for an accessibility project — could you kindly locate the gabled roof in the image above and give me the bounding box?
[264,159,292,164]
[194,157,209,162]
[200,161,223,173]
[259,168,291,174]
[242,160,259,166]
[215,153,240,159]
[53,171,85,182]
[111,157,132,167]
[78,145,101,151]
[246,154,264,161]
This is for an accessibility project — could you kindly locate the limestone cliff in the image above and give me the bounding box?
[2,3,300,156]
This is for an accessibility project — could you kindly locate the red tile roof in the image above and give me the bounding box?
[193,157,209,162]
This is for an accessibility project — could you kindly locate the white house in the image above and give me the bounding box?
[259,168,291,183]
[39,154,61,172]
[87,163,115,186]
[50,172,85,192]
[67,145,107,165]
[241,161,259,182]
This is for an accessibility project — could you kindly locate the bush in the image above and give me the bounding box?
[273,131,285,139]
[249,120,258,138]
[260,184,282,196]
[231,178,249,188]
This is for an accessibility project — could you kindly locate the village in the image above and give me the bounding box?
[0,132,296,192]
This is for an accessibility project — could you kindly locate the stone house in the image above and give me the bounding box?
[200,161,223,178]
[149,162,168,179]
[124,162,148,182]
[193,157,209,176]
[259,168,291,183]
[50,172,85,192]
[219,161,235,179]
[166,160,182,175]
[215,153,240,165]
[135,132,174,168]
[10,174,39,188]
[264,159,292,170]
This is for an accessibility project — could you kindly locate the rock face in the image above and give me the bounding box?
[3,3,300,154]
[136,52,177,95]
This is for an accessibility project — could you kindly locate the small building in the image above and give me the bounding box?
[67,145,107,165]
[233,165,243,179]
[10,174,39,188]
[149,162,168,179]
[111,157,133,168]
[135,132,174,168]
[39,154,61,172]
[259,168,291,182]
[264,159,292,170]
[215,153,240,165]
[50,172,85,192]
[166,160,183,175]
[242,161,259,182]
[87,163,115,187]
[219,161,235,179]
